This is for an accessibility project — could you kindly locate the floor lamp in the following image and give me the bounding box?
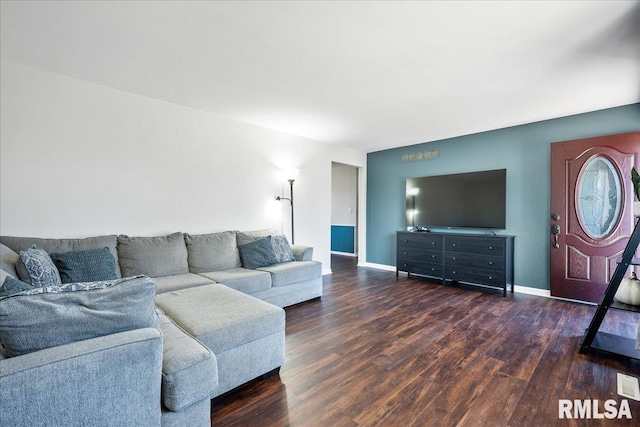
[276,169,299,244]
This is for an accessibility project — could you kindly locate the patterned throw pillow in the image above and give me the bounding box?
[19,245,62,288]
[50,247,118,284]
[271,235,295,263]
[0,275,159,357]
[239,236,280,269]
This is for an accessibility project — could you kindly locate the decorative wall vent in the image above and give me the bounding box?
[401,149,440,163]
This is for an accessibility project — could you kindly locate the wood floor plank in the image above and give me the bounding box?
[211,256,640,426]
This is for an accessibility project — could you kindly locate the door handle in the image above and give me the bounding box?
[551,224,560,249]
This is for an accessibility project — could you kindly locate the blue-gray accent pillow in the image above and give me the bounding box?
[0,275,159,357]
[271,235,295,263]
[18,245,62,288]
[239,236,280,269]
[50,247,118,284]
[0,276,32,298]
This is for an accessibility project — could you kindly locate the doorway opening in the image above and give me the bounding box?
[331,162,359,271]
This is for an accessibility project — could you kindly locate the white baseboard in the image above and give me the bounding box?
[359,263,555,298]
[331,251,358,257]
[358,262,396,272]
[322,268,333,276]
[513,285,550,298]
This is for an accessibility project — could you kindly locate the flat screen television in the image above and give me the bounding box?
[406,169,506,230]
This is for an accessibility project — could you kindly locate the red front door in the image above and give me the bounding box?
[550,132,640,303]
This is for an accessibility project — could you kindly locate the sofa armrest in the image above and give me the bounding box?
[291,245,313,261]
[0,328,163,427]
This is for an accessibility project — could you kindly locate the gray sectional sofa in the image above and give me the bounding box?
[0,229,322,427]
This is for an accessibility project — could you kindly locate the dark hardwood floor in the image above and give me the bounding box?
[210,255,640,426]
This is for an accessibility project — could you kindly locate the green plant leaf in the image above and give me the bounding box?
[632,167,640,201]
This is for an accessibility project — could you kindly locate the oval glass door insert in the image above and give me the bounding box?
[576,156,622,239]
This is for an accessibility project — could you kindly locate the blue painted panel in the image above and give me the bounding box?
[367,103,640,290]
[331,225,355,253]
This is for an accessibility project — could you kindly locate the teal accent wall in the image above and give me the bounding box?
[367,103,640,290]
[331,225,356,253]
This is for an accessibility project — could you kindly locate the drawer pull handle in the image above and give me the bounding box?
[431,255,436,258]
[489,246,493,250]
[403,264,407,267]
[488,276,493,280]
[403,251,407,255]
[404,240,408,243]
[452,257,456,261]
[431,242,436,245]
[488,261,493,265]
[452,243,456,247]
[452,271,456,274]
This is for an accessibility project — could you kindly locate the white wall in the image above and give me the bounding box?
[0,60,366,273]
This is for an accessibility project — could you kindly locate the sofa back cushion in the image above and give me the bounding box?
[0,275,159,357]
[236,228,280,247]
[0,235,121,278]
[184,231,241,273]
[117,232,188,278]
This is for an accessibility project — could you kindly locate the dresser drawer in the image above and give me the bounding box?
[444,266,504,286]
[445,237,505,255]
[397,247,443,263]
[445,252,504,271]
[398,260,443,277]
[397,233,443,249]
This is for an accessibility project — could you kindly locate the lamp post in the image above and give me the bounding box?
[276,169,299,244]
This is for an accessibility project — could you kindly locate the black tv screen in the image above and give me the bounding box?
[406,169,506,229]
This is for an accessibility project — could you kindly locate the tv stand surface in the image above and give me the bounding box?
[396,231,515,296]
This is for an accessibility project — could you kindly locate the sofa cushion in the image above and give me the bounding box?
[50,247,118,284]
[239,236,280,269]
[0,244,19,279]
[18,246,62,287]
[0,276,32,297]
[236,228,280,247]
[198,268,272,294]
[0,235,122,277]
[184,231,241,273]
[0,275,159,357]
[157,311,218,412]
[257,260,323,287]
[155,273,215,294]
[155,284,285,355]
[118,232,188,278]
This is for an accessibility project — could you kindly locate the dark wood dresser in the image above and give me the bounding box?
[396,231,514,296]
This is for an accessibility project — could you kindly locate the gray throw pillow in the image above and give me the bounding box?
[18,246,62,287]
[0,275,159,357]
[50,247,118,283]
[0,276,32,298]
[117,232,188,278]
[271,235,295,263]
[239,236,280,269]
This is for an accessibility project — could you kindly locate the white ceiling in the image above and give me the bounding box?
[1,1,639,152]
